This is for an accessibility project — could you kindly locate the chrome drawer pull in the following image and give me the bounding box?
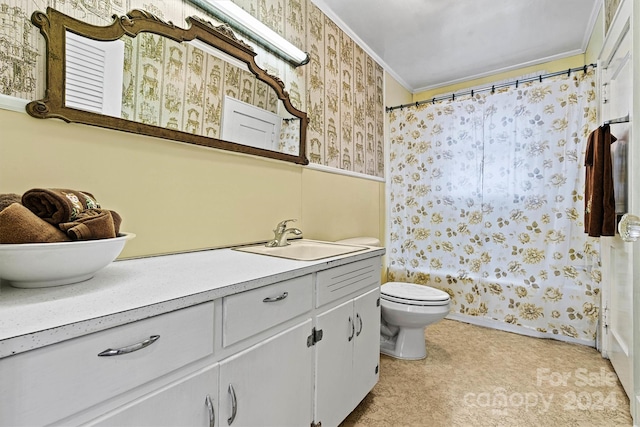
[356,313,363,337]
[97,335,160,357]
[228,384,237,425]
[262,291,288,303]
[205,394,215,427]
[348,316,355,342]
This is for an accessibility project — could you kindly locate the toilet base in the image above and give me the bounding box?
[380,326,427,360]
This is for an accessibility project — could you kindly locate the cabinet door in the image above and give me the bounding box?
[89,364,219,427]
[219,319,313,427]
[314,300,355,427]
[352,287,381,407]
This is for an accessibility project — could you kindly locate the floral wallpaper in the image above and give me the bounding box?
[121,33,285,144]
[305,2,384,176]
[0,1,42,99]
[0,0,384,177]
[388,71,601,344]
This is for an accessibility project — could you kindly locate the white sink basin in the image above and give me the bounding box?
[233,239,368,261]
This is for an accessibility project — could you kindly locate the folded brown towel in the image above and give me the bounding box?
[0,203,71,244]
[110,210,122,235]
[22,188,100,224]
[0,193,22,212]
[58,209,117,240]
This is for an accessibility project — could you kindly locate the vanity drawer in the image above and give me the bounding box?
[316,258,381,307]
[223,275,312,347]
[0,302,214,426]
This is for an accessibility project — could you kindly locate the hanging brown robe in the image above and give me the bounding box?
[584,125,617,237]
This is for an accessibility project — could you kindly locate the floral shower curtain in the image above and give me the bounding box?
[388,71,601,345]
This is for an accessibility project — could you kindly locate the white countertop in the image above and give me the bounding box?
[0,245,384,358]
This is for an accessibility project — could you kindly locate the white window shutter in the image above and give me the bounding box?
[65,31,124,118]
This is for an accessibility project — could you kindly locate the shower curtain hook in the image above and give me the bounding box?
[432,97,436,104]
[539,75,542,83]
[471,90,474,97]
[452,93,455,101]
[583,65,587,74]
[567,68,571,77]
[515,80,519,88]
[491,85,495,94]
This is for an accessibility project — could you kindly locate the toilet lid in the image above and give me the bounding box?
[381,282,450,306]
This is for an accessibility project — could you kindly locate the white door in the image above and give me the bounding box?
[218,320,313,427]
[599,1,635,420]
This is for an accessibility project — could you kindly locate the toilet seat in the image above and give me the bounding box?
[381,282,450,306]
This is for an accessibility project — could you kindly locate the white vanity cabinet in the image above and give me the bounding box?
[314,258,382,427]
[0,249,384,427]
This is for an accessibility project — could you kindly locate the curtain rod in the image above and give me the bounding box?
[385,63,598,113]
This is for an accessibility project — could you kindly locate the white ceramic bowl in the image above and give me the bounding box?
[0,233,135,288]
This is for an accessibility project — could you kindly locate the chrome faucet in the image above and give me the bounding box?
[266,219,302,247]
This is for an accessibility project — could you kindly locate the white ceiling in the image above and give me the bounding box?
[313,0,601,93]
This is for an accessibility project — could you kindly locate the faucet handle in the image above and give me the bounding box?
[275,219,297,230]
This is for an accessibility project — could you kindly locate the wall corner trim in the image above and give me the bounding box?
[0,95,29,113]
[304,162,385,182]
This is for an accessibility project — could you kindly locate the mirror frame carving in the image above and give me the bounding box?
[27,7,309,165]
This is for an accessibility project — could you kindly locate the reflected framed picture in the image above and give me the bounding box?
[604,0,621,35]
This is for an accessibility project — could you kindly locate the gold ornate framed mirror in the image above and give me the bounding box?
[27,7,309,165]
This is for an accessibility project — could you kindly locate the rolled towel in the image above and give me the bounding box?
[22,188,100,224]
[0,193,22,212]
[58,209,117,240]
[0,203,71,244]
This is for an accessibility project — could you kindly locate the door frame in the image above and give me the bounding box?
[598,0,638,422]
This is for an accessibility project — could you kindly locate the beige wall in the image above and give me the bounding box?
[381,72,412,246]
[385,73,413,108]
[586,5,604,65]
[0,108,384,258]
[302,169,383,242]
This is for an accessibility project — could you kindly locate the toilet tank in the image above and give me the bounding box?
[335,237,381,247]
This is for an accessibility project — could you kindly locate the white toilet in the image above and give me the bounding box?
[336,237,452,360]
[379,281,450,359]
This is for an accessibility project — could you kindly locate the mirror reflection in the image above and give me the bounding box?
[28,8,308,164]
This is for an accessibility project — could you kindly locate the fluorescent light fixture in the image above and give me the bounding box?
[188,0,309,67]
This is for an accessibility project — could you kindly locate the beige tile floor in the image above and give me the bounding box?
[341,319,632,427]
